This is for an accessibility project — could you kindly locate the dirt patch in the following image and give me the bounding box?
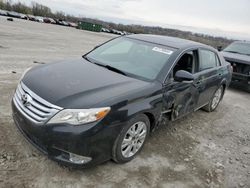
[0,45,7,49]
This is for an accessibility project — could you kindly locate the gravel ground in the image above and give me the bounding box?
[0,17,249,188]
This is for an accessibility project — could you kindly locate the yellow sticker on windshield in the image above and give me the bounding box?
[152,47,173,55]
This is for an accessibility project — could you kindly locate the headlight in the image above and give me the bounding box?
[47,107,111,125]
[19,67,32,82]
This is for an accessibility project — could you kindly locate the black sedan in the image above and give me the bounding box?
[221,41,250,92]
[7,11,21,18]
[12,34,232,167]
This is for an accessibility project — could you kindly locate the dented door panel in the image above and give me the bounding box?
[163,81,199,120]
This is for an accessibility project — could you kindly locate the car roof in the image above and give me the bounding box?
[127,34,207,49]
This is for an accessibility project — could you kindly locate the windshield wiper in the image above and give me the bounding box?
[224,51,250,56]
[224,50,241,54]
[105,65,127,76]
[93,62,127,76]
[83,56,127,76]
[224,50,238,54]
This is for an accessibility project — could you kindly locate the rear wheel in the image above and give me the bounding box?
[203,86,224,112]
[112,114,150,163]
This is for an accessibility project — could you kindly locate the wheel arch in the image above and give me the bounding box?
[143,112,157,132]
[220,78,227,97]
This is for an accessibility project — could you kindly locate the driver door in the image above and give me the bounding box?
[162,50,199,120]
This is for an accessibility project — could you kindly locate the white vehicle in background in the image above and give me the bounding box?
[68,22,77,27]
[7,11,21,18]
[35,16,44,22]
[0,9,8,16]
[19,13,28,19]
[48,18,56,24]
[111,29,124,35]
[101,28,111,33]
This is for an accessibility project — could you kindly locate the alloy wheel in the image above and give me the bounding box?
[211,87,223,110]
[121,121,147,158]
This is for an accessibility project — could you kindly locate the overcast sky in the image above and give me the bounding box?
[16,0,250,40]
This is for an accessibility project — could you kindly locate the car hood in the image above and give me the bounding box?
[221,51,250,65]
[22,59,150,109]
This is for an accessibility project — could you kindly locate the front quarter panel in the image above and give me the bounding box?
[98,81,163,130]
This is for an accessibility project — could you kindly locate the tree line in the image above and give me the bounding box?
[0,0,233,48]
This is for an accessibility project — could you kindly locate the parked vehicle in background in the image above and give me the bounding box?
[27,14,36,21]
[43,17,51,23]
[35,16,44,22]
[111,29,124,35]
[55,19,69,26]
[12,34,231,167]
[43,17,56,24]
[61,21,69,26]
[0,9,8,16]
[7,17,13,21]
[109,29,129,35]
[101,28,111,33]
[221,41,250,92]
[122,31,128,35]
[50,18,56,24]
[68,22,77,28]
[19,13,28,20]
[1,10,27,20]
[7,11,21,18]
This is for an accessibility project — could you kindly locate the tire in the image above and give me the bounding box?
[112,114,150,164]
[202,85,224,112]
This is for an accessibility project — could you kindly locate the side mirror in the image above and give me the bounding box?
[174,70,194,82]
[217,46,223,51]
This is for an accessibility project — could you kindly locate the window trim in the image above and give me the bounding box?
[215,53,221,66]
[198,48,220,72]
[165,48,199,84]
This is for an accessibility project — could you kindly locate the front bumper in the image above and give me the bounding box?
[232,72,250,81]
[230,72,250,91]
[12,100,122,167]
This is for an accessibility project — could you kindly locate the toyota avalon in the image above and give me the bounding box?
[12,34,232,167]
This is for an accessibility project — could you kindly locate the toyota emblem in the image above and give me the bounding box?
[21,94,32,106]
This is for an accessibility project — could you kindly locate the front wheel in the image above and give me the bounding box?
[203,86,224,112]
[112,114,150,163]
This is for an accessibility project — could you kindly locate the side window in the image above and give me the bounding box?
[173,50,197,76]
[199,49,218,71]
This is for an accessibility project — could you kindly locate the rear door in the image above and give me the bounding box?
[194,48,223,109]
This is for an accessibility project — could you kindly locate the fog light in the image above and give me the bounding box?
[69,153,92,164]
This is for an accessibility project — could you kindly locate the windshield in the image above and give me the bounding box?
[85,37,175,80]
[223,42,250,56]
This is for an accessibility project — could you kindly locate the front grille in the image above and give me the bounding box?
[13,82,62,125]
[226,60,250,75]
[226,60,237,72]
